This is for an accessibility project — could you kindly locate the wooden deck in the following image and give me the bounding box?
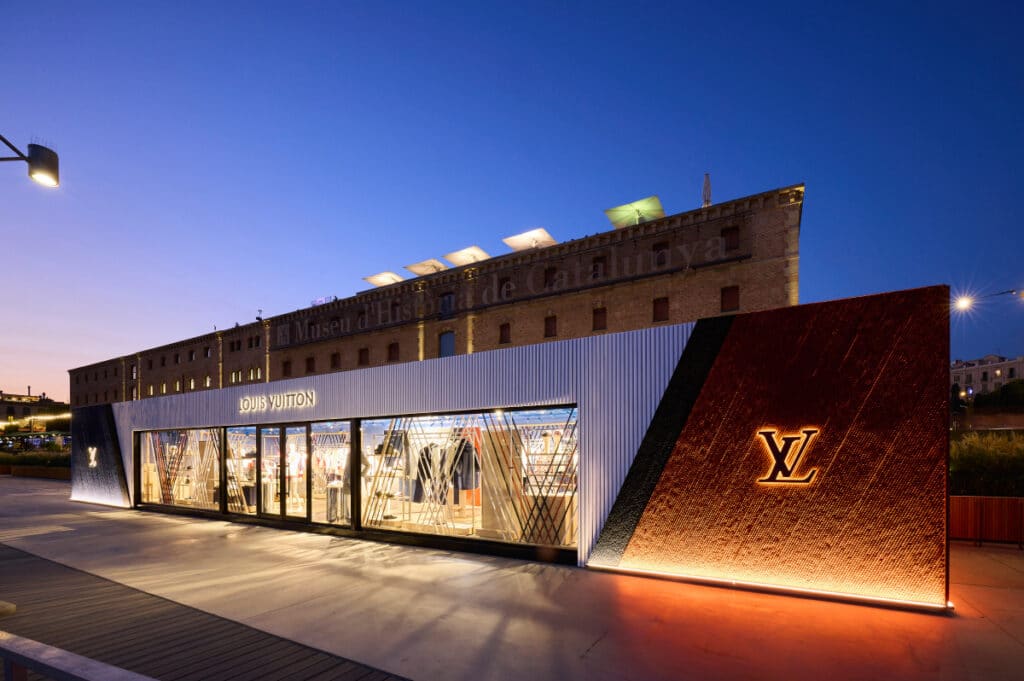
[0,544,408,681]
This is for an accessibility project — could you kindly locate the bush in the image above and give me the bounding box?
[0,452,70,468]
[950,431,1024,496]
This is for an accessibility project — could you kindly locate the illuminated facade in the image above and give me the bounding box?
[2,390,69,430]
[69,184,804,408]
[71,286,950,610]
[951,354,1024,397]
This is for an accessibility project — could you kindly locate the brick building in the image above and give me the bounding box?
[69,183,804,406]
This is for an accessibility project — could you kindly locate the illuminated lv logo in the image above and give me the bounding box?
[87,447,98,469]
[756,429,819,484]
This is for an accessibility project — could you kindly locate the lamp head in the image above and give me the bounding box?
[27,144,59,187]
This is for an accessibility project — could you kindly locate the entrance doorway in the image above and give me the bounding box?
[257,424,310,520]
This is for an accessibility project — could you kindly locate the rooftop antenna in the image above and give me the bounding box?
[702,173,711,208]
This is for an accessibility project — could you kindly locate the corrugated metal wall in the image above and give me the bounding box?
[112,322,693,563]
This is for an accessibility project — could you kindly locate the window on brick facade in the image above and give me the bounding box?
[130,386,137,400]
[204,346,211,358]
[113,389,118,400]
[592,307,607,331]
[174,353,180,365]
[255,336,261,347]
[161,356,166,367]
[721,285,740,312]
[439,292,456,318]
[104,369,108,378]
[387,342,400,362]
[188,350,196,361]
[174,381,181,392]
[982,371,988,382]
[721,226,740,251]
[282,360,292,377]
[204,375,212,388]
[75,376,80,385]
[113,367,117,377]
[147,359,153,370]
[189,378,195,390]
[653,297,670,322]
[1011,368,1017,379]
[591,255,607,279]
[543,267,557,288]
[390,301,401,323]
[498,277,513,301]
[439,331,456,358]
[306,356,316,374]
[330,352,341,369]
[652,242,669,268]
[499,322,511,345]
[249,368,256,380]
[148,385,154,396]
[103,391,108,401]
[358,348,370,366]
[544,315,557,338]
[130,364,137,380]
[161,383,167,394]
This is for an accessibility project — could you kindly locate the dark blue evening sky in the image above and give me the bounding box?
[2,1,1021,400]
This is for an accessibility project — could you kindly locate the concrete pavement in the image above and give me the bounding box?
[1,476,1022,681]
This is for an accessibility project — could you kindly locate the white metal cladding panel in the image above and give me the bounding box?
[111,322,692,562]
[575,324,692,562]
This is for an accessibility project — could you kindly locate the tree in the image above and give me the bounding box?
[950,383,966,413]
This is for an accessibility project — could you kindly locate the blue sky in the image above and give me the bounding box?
[2,1,1021,401]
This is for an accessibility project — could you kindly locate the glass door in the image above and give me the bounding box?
[284,425,309,519]
[259,426,282,516]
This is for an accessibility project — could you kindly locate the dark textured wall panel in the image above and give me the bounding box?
[589,316,732,566]
[612,286,949,606]
[70,404,130,507]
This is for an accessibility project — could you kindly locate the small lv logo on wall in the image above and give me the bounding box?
[87,447,98,468]
[756,429,819,485]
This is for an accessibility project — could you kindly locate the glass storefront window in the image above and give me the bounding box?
[137,407,578,552]
[284,426,307,518]
[226,427,257,515]
[260,427,280,514]
[310,421,351,525]
[140,428,222,511]
[360,407,578,547]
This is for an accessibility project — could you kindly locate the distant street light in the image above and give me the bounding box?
[0,132,59,187]
[952,289,1020,312]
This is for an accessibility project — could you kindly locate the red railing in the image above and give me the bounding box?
[950,496,1024,547]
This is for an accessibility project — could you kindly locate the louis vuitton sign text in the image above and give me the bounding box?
[239,390,317,414]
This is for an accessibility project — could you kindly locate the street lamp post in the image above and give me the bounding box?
[0,132,59,187]
[953,289,1021,312]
